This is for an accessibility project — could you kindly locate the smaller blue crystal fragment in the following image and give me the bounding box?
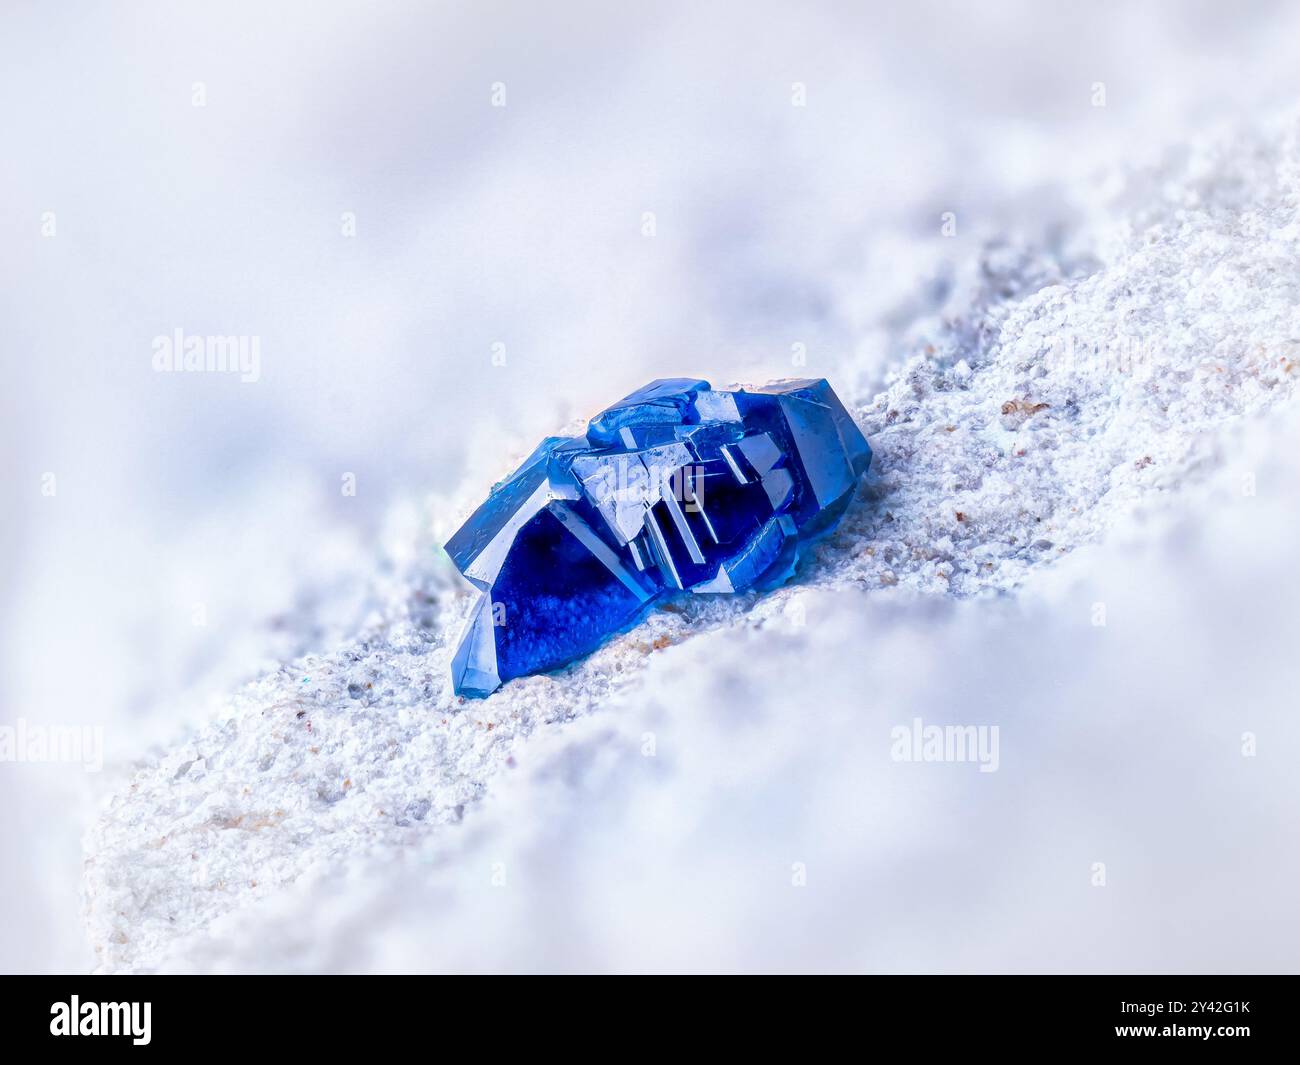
[445,378,871,697]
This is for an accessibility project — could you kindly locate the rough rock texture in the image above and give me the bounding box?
[84,111,1300,972]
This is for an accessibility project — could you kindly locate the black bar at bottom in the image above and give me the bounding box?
[0,975,1286,1052]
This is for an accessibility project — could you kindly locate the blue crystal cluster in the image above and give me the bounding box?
[445,378,871,697]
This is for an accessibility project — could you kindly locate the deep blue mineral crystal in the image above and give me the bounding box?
[445,378,871,697]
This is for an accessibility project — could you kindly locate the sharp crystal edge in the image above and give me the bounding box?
[444,378,872,697]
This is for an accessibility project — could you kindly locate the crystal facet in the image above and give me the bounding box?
[445,378,871,697]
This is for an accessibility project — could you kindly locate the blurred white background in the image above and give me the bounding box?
[4,0,1300,972]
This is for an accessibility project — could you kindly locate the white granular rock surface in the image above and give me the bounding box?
[84,111,1300,971]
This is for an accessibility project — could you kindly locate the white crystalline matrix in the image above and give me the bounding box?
[84,109,1300,973]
